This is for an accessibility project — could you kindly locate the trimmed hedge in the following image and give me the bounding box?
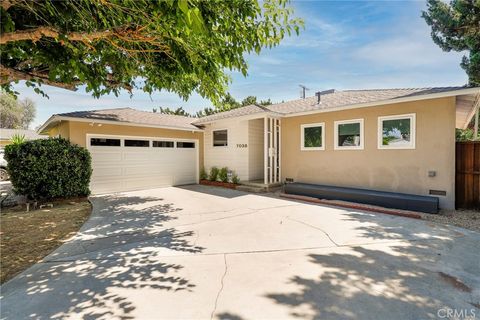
[4,138,92,200]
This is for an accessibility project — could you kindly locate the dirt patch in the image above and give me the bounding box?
[438,272,472,293]
[0,198,91,283]
[420,209,480,232]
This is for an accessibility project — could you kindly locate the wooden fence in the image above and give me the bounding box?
[456,141,480,209]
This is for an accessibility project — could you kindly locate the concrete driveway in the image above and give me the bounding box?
[1,185,479,320]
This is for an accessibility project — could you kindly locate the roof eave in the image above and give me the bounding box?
[193,111,283,125]
[38,115,204,134]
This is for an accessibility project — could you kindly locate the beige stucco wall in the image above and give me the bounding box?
[203,119,250,180]
[46,121,204,170]
[281,97,457,209]
[47,121,70,138]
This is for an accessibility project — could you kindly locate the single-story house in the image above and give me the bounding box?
[0,128,46,147]
[38,86,480,209]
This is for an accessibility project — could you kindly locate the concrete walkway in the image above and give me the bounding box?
[1,185,479,319]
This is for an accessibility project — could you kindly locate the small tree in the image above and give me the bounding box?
[209,167,219,181]
[0,93,36,129]
[4,138,92,200]
[422,0,480,86]
[218,167,229,183]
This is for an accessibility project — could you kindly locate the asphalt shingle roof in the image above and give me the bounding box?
[193,104,277,125]
[50,87,475,129]
[266,87,467,115]
[194,87,470,124]
[58,107,200,131]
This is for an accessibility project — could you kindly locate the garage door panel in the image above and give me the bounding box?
[122,165,174,175]
[92,180,126,194]
[122,151,153,161]
[91,151,123,163]
[175,174,196,185]
[90,166,123,177]
[124,176,173,189]
[88,136,197,194]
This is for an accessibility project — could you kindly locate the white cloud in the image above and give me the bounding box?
[354,35,465,69]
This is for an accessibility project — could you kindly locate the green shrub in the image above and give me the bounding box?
[209,166,219,181]
[10,134,26,145]
[4,138,92,200]
[231,172,240,184]
[218,167,229,183]
[199,167,208,180]
[456,128,480,141]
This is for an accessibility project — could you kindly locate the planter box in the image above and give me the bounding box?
[200,179,237,189]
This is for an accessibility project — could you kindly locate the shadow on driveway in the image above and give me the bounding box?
[1,193,203,319]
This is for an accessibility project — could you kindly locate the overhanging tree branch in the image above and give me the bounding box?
[0,65,78,90]
[0,26,116,44]
[0,64,133,92]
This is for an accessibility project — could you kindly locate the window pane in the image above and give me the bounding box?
[124,139,149,147]
[153,141,174,148]
[382,118,411,146]
[304,126,322,148]
[338,122,360,147]
[90,138,121,146]
[177,142,195,148]
[213,130,228,146]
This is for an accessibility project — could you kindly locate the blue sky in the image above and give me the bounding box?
[14,0,467,129]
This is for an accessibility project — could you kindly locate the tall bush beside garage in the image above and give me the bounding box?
[4,138,92,200]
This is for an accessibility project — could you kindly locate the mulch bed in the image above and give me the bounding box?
[200,179,238,189]
[0,198,92,283]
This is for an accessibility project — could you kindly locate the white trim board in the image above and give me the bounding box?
[300,122,325,151]
[334,118,365,151]
[377,113,416,150]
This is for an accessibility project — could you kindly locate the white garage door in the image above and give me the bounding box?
[87,135,198,194]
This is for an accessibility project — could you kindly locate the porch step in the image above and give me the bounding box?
[236,182,284,193]
[236,185,267,193]
[240,181,283,188]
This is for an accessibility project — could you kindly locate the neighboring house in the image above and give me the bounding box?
[0,128,46,147]
[37,87,480,209]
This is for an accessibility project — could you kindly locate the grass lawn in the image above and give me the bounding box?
[0,199,91,284]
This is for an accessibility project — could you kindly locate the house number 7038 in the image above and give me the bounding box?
[236,144,247,148]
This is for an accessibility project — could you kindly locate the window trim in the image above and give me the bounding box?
[377,113,416,150]
[124,139,150,147]
[89,137,121,147]
[334,118,364,150]
[300,122,325,151]
[152,140,175,148]
[212,129,228,147]
[176,141,196,148]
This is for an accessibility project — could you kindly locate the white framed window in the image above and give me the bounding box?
[301,122,325,151]
[213,129,228,147]
[378,113,416,149]
[334,119,364,150]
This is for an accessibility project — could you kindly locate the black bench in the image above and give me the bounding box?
[284,182,439,214]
